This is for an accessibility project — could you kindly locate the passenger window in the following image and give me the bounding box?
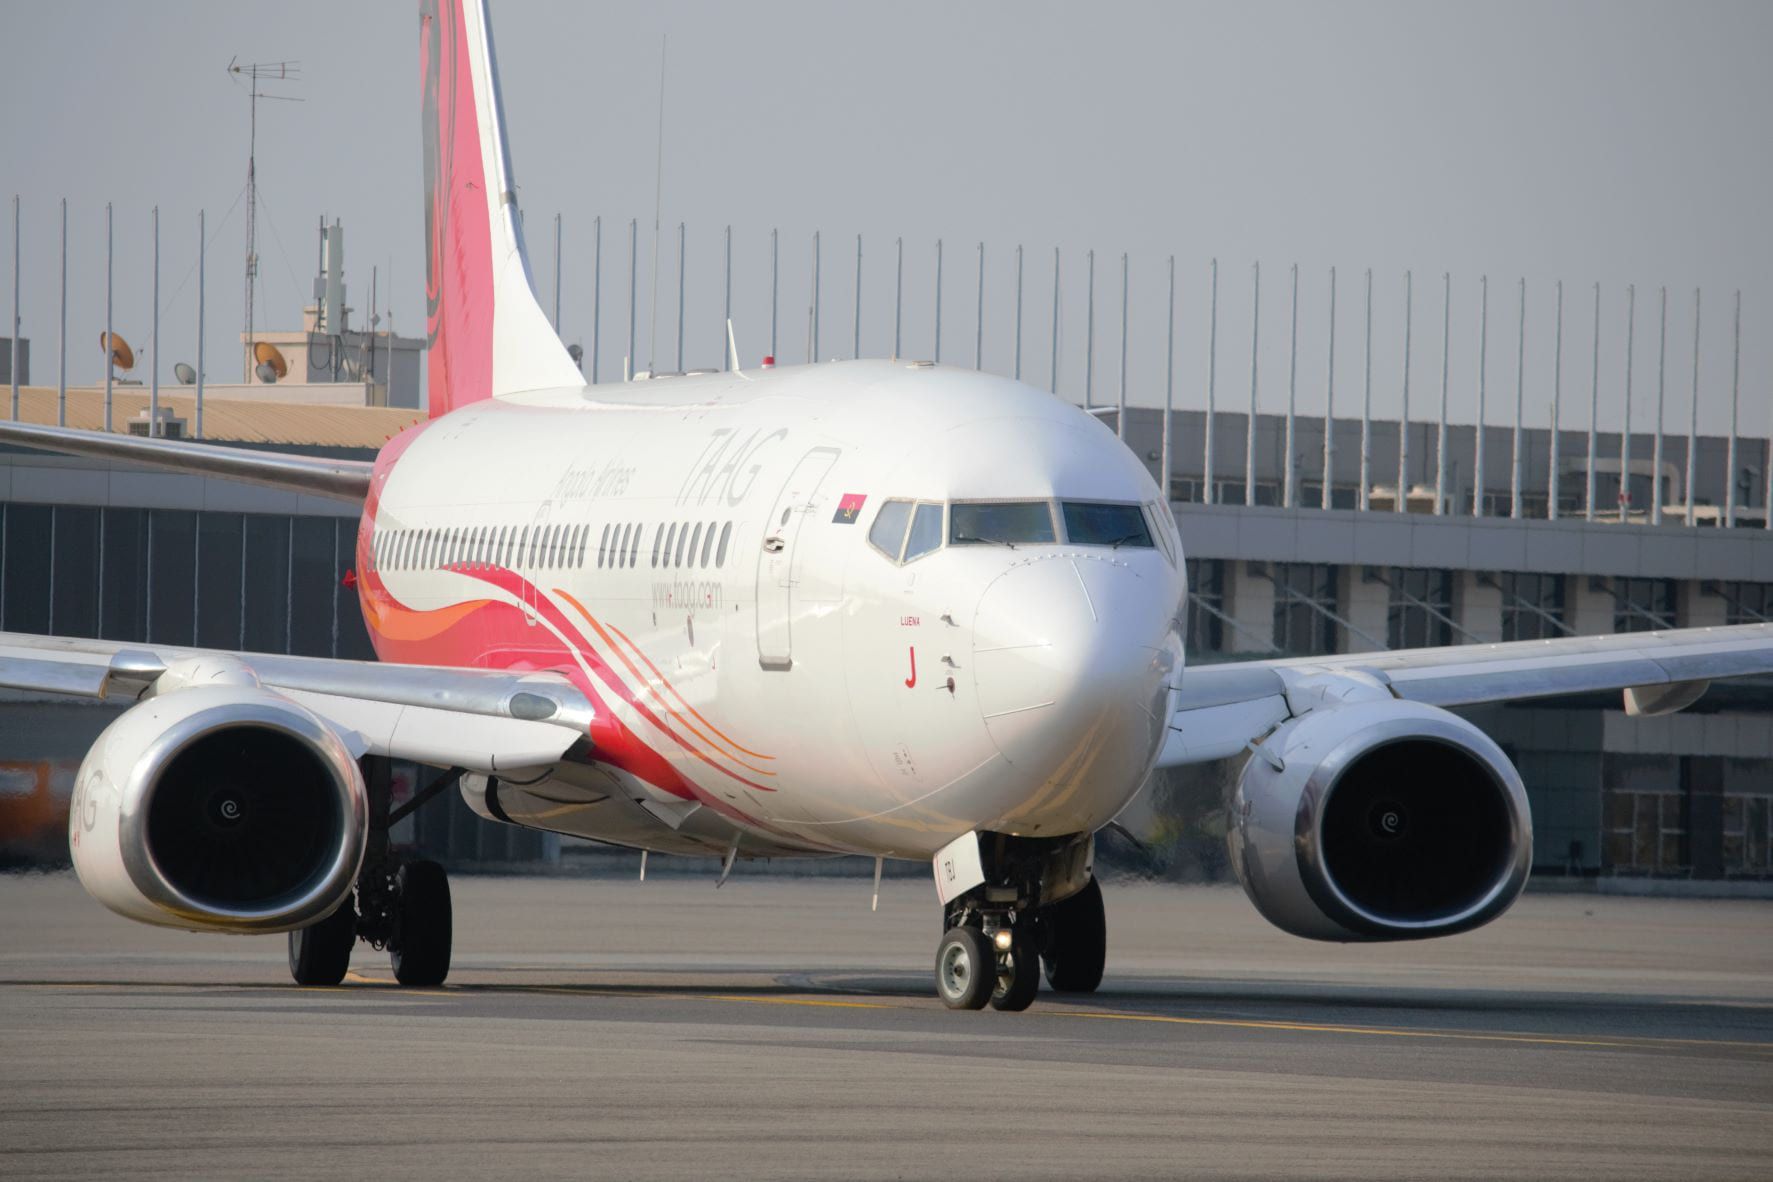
[688,523,704,568]
[651,524,663,568]
[951,501,1056,546]
[700,521,716,567]
[617,523,631,568]
[674,523,689,567]
[716,522,732,567]
[868,499,913,561]
[629,525,641,567]
[664,523,677,567]
[597,524,609,569]
[903,502,944,562]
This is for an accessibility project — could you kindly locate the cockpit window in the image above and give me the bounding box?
[1061,501,1153,548]
[868,499,913,560]
[903,503,944,562]
[951,501,1056,547]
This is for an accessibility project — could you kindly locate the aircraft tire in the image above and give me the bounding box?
[934,926,994,1010]
[1040,875,1106,993]
[390,860,452,987]
[990,930,1040,1012]
[287,896,356,987]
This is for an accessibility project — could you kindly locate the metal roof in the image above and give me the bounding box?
[6,386,419,449]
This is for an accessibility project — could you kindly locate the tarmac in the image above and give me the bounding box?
[2,871,1770,1180]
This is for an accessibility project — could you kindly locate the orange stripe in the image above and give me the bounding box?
[363,593,491,642]
[561,593,775,777]
[554,590,777,783]
[606,621,775,762]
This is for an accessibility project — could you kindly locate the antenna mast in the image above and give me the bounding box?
[228,57,301,379]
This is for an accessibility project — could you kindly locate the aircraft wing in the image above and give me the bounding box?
[1159,622,1773,767]
[0,419,373,501]
[0,631,593,772]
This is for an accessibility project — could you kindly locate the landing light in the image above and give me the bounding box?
[992,929,1013,951]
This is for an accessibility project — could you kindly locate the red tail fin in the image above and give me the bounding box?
[420,0,582,419]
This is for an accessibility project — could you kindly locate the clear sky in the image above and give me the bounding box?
[4,0,1769,435]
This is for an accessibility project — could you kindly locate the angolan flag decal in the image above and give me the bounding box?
[833,493,867,524]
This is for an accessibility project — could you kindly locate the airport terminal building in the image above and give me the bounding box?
[1,386,1769,883]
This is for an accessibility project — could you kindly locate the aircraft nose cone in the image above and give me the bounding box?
[971,556,1176,829]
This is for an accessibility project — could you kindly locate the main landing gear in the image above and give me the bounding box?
[933,833,1105,1012]
[288,760,460,988]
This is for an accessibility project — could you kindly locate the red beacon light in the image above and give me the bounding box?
[761,355,775,369]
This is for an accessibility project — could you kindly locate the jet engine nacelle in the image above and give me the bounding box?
[69,684,368,933]
[1228,699,1532,942]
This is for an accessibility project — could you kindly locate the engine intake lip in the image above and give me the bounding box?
[1293,712,1531,940]
[118,698,366,932]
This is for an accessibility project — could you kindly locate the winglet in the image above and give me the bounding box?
[420,0,582,418]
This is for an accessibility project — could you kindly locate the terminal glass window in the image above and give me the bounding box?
[1602,755,1686,874]
[1718,581,1773,625]
[1500,572,1567,641]
[1185,558,1225,655]
[1722,783,1772,877]
[1386,567,1454,649]
[1276,563,1340,655]
[950,501,1055,547]
[1061,501,1152,548]
[1272,563,1340,656]
[1612,577,1676,633]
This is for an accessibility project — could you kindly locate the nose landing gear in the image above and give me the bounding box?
[931,832,1101,1011]
[934,918,1041,1011]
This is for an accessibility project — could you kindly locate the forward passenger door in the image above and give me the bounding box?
[755,448,839,669]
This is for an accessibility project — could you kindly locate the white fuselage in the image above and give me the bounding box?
[361,361,1187,863]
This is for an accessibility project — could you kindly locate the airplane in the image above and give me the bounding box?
[2,0,1771,1012]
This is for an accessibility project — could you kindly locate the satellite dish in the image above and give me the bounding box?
[255,362,280,384]
[252,340,289,380]
[174,362,196,385]
[99,332,135,371]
